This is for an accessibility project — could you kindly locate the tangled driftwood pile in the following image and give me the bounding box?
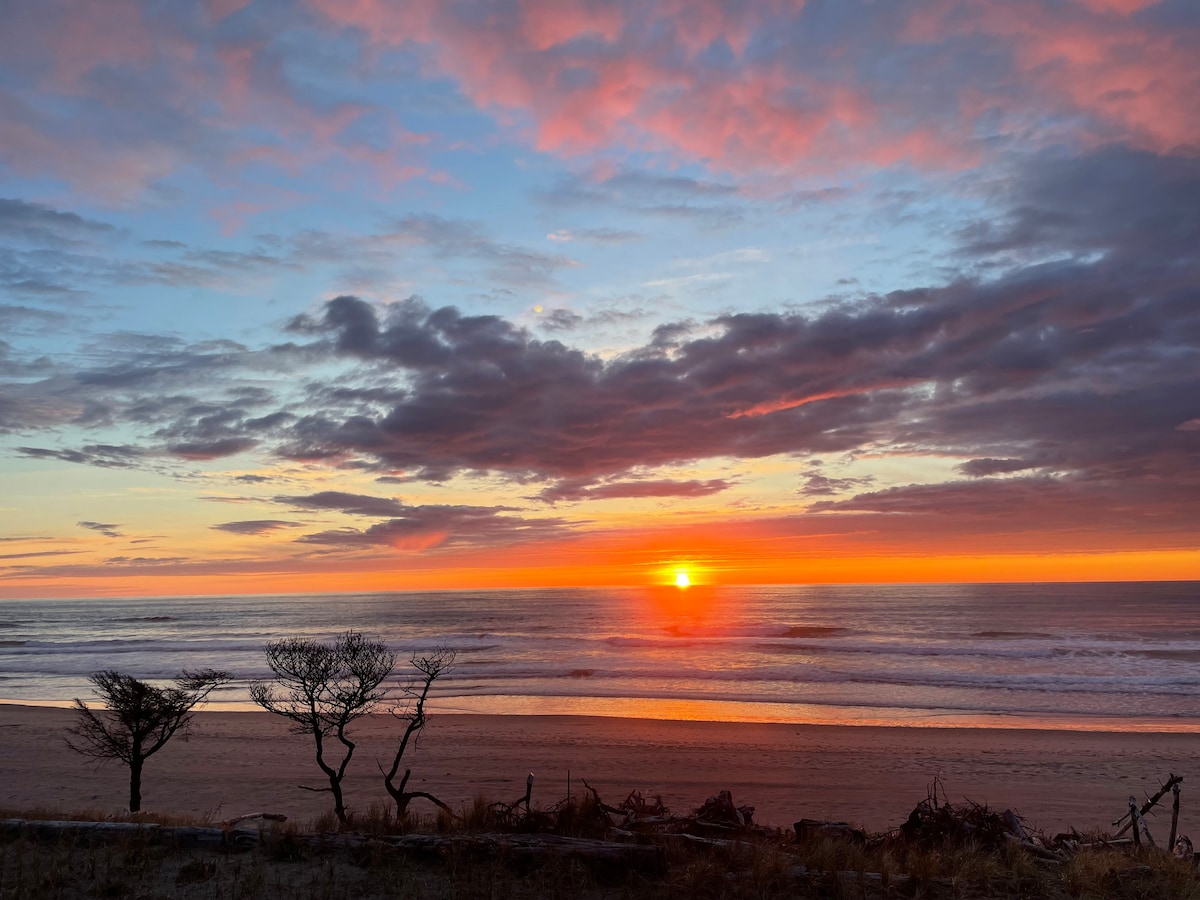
[4,772,1197,890]
[789,773,1197,867]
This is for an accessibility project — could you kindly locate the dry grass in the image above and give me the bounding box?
[3,800,1199,900]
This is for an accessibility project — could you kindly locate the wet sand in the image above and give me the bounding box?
[2,704,1195,833]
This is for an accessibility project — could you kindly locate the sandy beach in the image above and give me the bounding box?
[1,704,1195,834]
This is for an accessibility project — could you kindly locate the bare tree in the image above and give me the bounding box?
[382,647,457,818]
[250,631,395,826]
[67,669,232,812]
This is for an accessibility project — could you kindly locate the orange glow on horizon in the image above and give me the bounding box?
[2,545,1197,599]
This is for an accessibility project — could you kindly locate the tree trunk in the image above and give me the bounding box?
[330,780,347,825]
[129,756,143,812]
[386,767,412,818]
[313,734,348,827]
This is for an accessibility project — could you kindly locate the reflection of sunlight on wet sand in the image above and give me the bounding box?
[429,695,1200,732]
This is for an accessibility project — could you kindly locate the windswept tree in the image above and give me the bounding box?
[250,631,395,826]
[67,669,232,812]
[382,647,457,818]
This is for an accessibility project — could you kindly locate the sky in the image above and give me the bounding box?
[1,0,1199,598]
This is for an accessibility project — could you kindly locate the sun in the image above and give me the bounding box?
[674,570,691,588]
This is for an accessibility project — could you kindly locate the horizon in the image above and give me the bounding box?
[2,1,1199,598]
[3,575,1198,604]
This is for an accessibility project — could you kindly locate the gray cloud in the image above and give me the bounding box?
[77,520,123,538]
[166,437,259,460]
[296,502,572,550]
[957,458,1038,478]
[0,549,82,561]
[539,170,745,228]
[799,472,874,496]
[211,520,302,535]
[17,444,145,468]
[276,491,409,517]
[0,198,118,246]
[537,477,733,503]
[3,147,1198,550]
[538,308,584,331]
[388,213,577,287]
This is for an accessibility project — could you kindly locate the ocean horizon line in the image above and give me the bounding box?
[3,576,1198,604]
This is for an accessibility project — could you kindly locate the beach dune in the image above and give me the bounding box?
[2,704,1196,835]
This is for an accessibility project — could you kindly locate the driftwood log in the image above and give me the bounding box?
[1114,774,1183,838]
[0,819,258,850]
[794,818,867,844]
[1170,782,1182,852]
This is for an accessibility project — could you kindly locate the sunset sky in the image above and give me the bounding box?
[2,0,1199,598]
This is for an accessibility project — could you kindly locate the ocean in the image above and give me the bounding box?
[1,582,1198,731]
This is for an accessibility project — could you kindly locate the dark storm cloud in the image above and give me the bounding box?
[212,520,301,535]
[295,503,572,549]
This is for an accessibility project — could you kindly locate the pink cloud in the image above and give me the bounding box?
[204,0,254,22]
[0,1,437,205]
[4,0,1194,204]
[1072,0,1159,13]
[208,187,308,235]
[309,0,973,177]
[517,0,624,50]
[310,0,1197,180]
[905,0,1200,155]
[42,1,162,90]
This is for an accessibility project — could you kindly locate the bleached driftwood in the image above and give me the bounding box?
[1114,774,1182,838]
[1169,783,1182,852]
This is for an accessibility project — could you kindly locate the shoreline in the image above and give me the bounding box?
[7,696,1199,735]
[3,704,1197,833]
